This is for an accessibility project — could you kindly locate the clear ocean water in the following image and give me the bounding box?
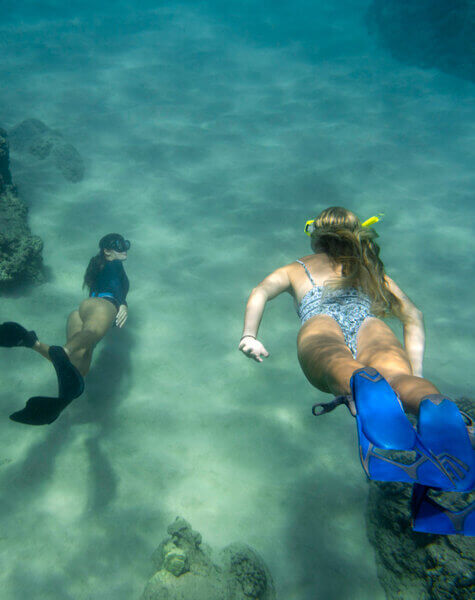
[1,2,473,599]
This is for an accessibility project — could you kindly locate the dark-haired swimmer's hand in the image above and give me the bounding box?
[116,304,128,328]
[238,336,269,363]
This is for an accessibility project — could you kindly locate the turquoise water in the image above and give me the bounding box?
[1,2,473,599]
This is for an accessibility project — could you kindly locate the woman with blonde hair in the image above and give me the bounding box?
[239,207,433,408]
[239,207,474,535]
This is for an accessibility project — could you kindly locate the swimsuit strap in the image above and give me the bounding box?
[295,260,316,287]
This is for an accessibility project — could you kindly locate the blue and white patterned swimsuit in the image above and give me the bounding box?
[295,259,375,358]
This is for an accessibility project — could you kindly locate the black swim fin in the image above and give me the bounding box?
[48,345,84,401]
[0,322,38,348]
[9,346,84,426]
[9,396,68,425]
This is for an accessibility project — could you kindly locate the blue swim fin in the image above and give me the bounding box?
[411,484,475,536]
[416,395,475,492]
[351,368,456,489]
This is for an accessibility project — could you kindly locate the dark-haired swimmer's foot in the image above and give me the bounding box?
[48,345,84,401]
[0,322,38,348]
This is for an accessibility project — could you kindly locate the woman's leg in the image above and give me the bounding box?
[31,309,84,361]
[65,298,117,376]
[356,318,439,414]
[297,315,440,415]
[297,315,365,396]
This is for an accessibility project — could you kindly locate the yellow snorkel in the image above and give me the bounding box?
[361,214,383,227]
[304,214,383,236]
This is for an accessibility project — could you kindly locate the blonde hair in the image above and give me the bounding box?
[310,206,401,318]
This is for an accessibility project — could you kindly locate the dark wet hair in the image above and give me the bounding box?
[310,207,401,318]
[83,233,128,291]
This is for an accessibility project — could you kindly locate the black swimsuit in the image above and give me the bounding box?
[90,260,129,311]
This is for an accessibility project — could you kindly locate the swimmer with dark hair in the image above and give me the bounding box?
[0,233,130,425]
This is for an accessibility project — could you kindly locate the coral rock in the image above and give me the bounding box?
[9,118,85,183]
[366,0,475,83]
[0,128,43,285]
[141,518,276,600]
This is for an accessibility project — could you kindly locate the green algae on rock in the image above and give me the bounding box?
[141,517,276,600]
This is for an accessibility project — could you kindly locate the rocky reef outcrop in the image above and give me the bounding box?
[8,118,84,183]
[141,517,276,600]
[0,129,43,285]
[0,129,12,191]
[366,398,475,600]
[366,1,475,83]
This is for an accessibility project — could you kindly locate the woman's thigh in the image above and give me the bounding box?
[297,315,354,393]
[356,317,412,378]
[78,298,117,338]
[66,310,83,340]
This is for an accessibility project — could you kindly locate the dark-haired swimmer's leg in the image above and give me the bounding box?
[65,298,117,376]
[297,315,365,399]
[356,318,439,415]
[30,309,84,361]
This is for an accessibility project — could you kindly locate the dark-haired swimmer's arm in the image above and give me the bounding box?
[103,260,129,327]
[116,305,128,328]
[384,276,425,377]
[239,267,291,363]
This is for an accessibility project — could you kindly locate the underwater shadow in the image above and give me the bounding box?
[8,565,76,600]
[70,325,135,512]
[60,325,170,599]
[0,417,72,515]
[284,464,372,600]
[0,324,133,519]
[2,324,156,600]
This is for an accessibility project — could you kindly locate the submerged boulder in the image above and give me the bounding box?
[0,128,12,192]
[366,0,475,83]
[141,517,276,600]
[9,118,85,183]
[0,128,43,285]
[366,398,475,600]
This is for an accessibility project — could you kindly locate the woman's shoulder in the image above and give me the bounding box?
[293,253,335,270]
[284,255,315,269]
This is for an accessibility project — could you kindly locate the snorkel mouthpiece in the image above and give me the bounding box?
[304,219,316,236]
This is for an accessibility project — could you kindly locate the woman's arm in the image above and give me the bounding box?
[384,275,425,376]
[239,267,291,362]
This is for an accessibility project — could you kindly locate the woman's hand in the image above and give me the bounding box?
[238,336,269,363]
[116,304,128,328]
